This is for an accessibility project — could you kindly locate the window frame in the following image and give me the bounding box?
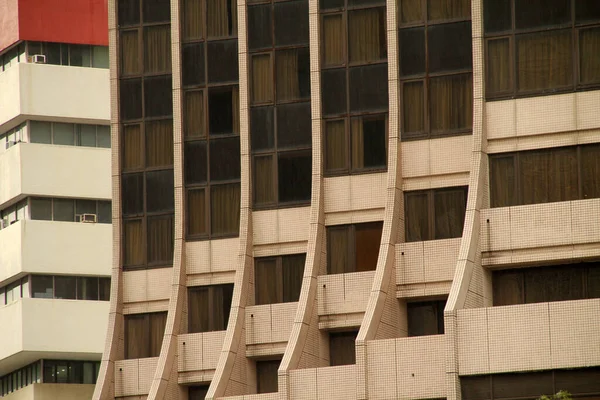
[320,0,389,173]
[398,0,473,141]
[326,221,383,274]
[249,0,313,209]
[187,283,234,333]
[483,0,600,100]
[124,311,168,359]
[403,186,468,242]
[254,253,306,305]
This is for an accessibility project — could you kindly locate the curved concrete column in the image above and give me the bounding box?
[206,0,254,397]
[146,1,187,398]
[278,0,326,392]
[93,2,123,397]
[355,0,402,396]
[444,1,489,398]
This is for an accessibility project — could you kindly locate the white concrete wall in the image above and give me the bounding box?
[0,298,109,369]
[0,143,111,207]
[0,219,112,284]
[0,63,110,131]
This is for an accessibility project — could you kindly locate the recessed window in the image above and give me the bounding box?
[490,143,600,208]
[484,0,600,99]
[329,330,358,366]
[28,275,110,301]
[255,254,306,305]
[256,359,281,394]
[493,263,600,306]
[407,299,446,336]
[327,222,383,274]
[124,312,167,359]
[189,386,209,400]
[188,284,234,333]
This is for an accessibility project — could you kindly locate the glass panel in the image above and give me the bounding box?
[92,46,109,68]
[402,81,425,136]
[187,188,207,236]
[348,8,386,64]
[182,42,205,87]
[184,140,208,184]
[125,314,148,359]
[53,123,75,146]
[516,30,572,93]
[352,116,386,169]
[355,222,383,272]
[211,184,241,235]
[399,27,425,77]
[400,0,423,23]
[428,0,470,21]
[98,201,112,223]
[520,147,578,204]
[189,386,210,400]
[325,120,347,171]
[428,22,472,73]
[188,287,210,332]
[146,170,175,212]
[207,39,239,83]
[255,258,280,305]
[83,362,96,384]
[248,4,272,50]
[120,78,143,121]
[576,0,600,24]
[434,188,467,239]
[77,277,99,300]
[251,106,275,151]
[118,0,140,25]
[252,54,273,104]
[405,192,429,242]
[320,0,344,11]
[490,155,516,207]
[276,48,310,101]
[274,0,309,47]
[99,278,111,301]
[407,301,440,336]
[484,0,511,33]
[123,219,144,266]
[97,125,111,148]
[493,371,553,398]
[278,151,312,203]
[581,143,600,200]
[149,312,167,356]
[327,226,350,274]
[207,0,237,37]
[46,42,61,65]
[282,254,305,302]
[487,38,512,95]
[429,73,473,133]
[123,124,144,170]
[144,76,173,117]
[147,215,174,264]
[329,331,357,366]
[276,102,312,149]
[209,89,235,135]
[144,25,172,74]
[185,90,205,138]
[322,14,345,66]
[210,137,241,181]
[54,276,77,299]
[183,0,204,41]
[30,121,52,144]
[146,120,174,167]
[31,275,54,299]
[493,270,523,306]
[321,68,347,116]
[30,198,53,221]
[254,155,275,205]
[256,360,280,394]
[53,199,75,222]
[70,45,91,67]
[515,0,570,30]
[349,64,388,112]
[121,173,144,215]
[142,0,170,23]
[580,27,600,85]
[79,125,97,147]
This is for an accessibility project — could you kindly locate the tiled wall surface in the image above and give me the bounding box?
[95,0,600,397]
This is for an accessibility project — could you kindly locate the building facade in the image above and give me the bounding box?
[97,0,600,399]
[0,0,111,398]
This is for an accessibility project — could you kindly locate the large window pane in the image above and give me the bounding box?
[54,276,76,299]
[207,0,237,37]
[399,28,425,77]
[348,8,386,64]
[147,215,174,264]
[125,314,148,359]
[252,54,273,104]
[321,68,347,116]
[122,173,144,215]
[146,170,174,212]
[182,43,205,87]
[53,123,75,146]
[256,360,280,394]
[254,155,275,205]
[490,155,516,207]
[183,0,204,40]
[120,79,143,121]
[514,0,570,30]
[428,22,472,73]
[516,30,572,93]
[53,199,75,222]
[581,143,600,199]
[144,76,173,117]
[351,116,386,169]
[278,151,311,203]
[207,40,239,83]
[282,254,305,302]
[142,0,170,23]
[483,0,511,33]
[31,275,54,298]
[30,121,52,144]
[187,188,207,236]
[119,0,140,26]
[276,48,310,102]
[274,0,309,47]
[405,192,429,242]
[255,258,280,305]
[349,64,388,112]
[123,124,144,170]
[322,14,345,66]
[427,0,470,21]
[325,120,347,171]
[486,38,512,95]
[329,331,357,366]
[248,5,272,50]
[276,102,311,149]
[327,226,350,274]
[402,81,425,136]
[146,120,174,167]
[77,277,99,300]
[185,90,205,138]
[210,137,241,181]
[30,198,52,221]
[355,222,382,271]
[429,74,472,133]
[434,188,467,239]
[251,106,275,151]
[211,184,240,235]
[185,141,208,184]
[579,27,600,85]
[144,25,171,73]
[209,87,238,135]
[121,30,140,75]
[123,219,144,266]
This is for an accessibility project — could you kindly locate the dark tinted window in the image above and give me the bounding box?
[184,141,207,184]
[209,90,234,135]
[576,0,600,24]
[144,76,173,117]
[276,102,312,149]
[428,22,472,73]
[120,79,142,121]
[248,5,273,50]
[399,27,425,76]
[146,170,175,212]
[274,0,309,46]
[119,0,140,26]
[484,0,512,33]
[207,40,239,83]
[278,152,312,203]
[349,64,388,112]
[182,43,205,86]
[329,331,357,366]
[142,0,171,23]
[210,137,241,181]
[515,0,570,29]
[251,106,275,151]
[122,173,144,215]
[322,69,347,116]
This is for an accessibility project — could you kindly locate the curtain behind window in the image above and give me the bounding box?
[403,81,425,135]
[183,0,204,41]
[401,0,423,23]
[430,73,472,133]
[405,192,429,242]
[434,189,466,239]
[276,50,300,101]
[252,54,272,103]
[255,259,279,305]
[487,38,512,95]
[580,28,600,84]
[355,222,382,272]
[146,120,174,167]
[490,155,516,207]
[254,155,275,205]
[348,8,385,63]
[493,270,523,306]
[427,0,470,21]
[121,31,139,75]
[123,125,143,170]
[188,287,209,333]
[208,0,237,37]
[124,219,144,266]
[350,117,364,169]
[125,315,148,359]
[516,30,572,92]
[147,214,174,264]
[187,189,207,235]
[323,14,344,66]
[211,184,240,235]
[328,227,350,274]
[185,91,205,138]
[149,312,167,357]
[325,120,347,170]
[581,144,600,199]
[282,254,305,302]
[144,26,171,74]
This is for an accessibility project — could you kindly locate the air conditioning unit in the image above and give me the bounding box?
[78,213,98,223]
[31,54,46,64]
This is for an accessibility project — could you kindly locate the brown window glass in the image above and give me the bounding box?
[147,215,174,264]
[402,81,425,136]
[207,0,237,37]
[489,155,516,208]
[123,124,143,170]
[321,68,347,116]
[209,87,238,135]
[256,359,280,394]
[327,222,383,274]
[576,0,600,24]
[255,254,306,305]
[209,137,241,181]
[54,276,77,299]
[428,22,472,73]
[275,48,310,101]
[581,143,600,199]
[276,102,312,149]
[121,30,140,75]
[514,0,570,30]
[329,331,357,366]
[120,79,142,121]
[399,27,425,76]
[348,8,386,64]
[483,0,511,33]
[404,187,468,242]
[146,170,175,212]
[252,54,273,104]
[189,386,209,400]
[122,173,144,216]
[274,0,309,47]
[184,141,208,184]
[144,76,173,118]
[486,38,512,95]
[184,90,205,138]
[124,312,167,359]
[123,219,144,266]
[248,5,273,50]
[349,64,388,112]
[182,0,204,40]
[182,43,206,87]
[119,0,140,26]
[144,25,171,74]
[210,184,241,235]
[207,40,239,83]
[579,27,600,85]
[254,155,276,206]
[278,151,312,203]
[188,284,234,333]
[407,299,446,336]
[322,14,345,66]
[427,0,470,21]
[187,188,207,236]
[145,120,174,168]
[325,120,347,171]
[350,115,387,170]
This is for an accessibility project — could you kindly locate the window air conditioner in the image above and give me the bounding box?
[31,54,46,64]
[78,213,98,223]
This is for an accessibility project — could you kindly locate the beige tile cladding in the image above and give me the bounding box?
[178,331,226,374]
[396,238,461,285]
